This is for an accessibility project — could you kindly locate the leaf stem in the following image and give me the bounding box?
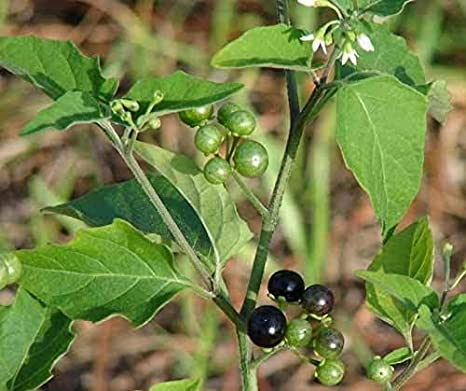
[98,120,245,331]
[391,338,431,390]
[232,171,268,217]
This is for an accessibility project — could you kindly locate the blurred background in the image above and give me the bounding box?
[0,0,465,390]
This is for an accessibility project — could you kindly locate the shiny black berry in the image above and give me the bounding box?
[313,327,344,358]
[247,305,287,348]
[268,270,305,302]
[301,284,334,317]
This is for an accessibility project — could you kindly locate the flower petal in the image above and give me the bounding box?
[298,0,317,7]
[300,33,315,42]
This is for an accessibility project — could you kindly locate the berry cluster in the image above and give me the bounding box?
[178,103,269,184]
[247,270,346,387]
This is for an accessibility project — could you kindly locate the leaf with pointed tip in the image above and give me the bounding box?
[21,91,106,135]
[0,36,118,101]
[417,297,466,372]
[336,75,427,236]
[362,0,413,16]
[363,219,434,341]
[124,70,242,117]
[134,142,252,265]
[211,24,312,71]
[44,175,214,267]
[357,271,439,312]
[150,379,201,391]
[0,289,75,391]
[17,220,192,327]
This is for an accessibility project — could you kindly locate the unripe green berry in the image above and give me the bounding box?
[227,110,256,137]
[233,140,269,178]
[285,318,313,348]
[315,358,345,386]
[367,357,394,384]
[313,327,344,358]
[179,105,214,127]
[203,157,231,184]
[217,102,241,127]
[195,125,224,155]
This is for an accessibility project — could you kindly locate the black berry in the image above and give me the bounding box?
[301,284,334,316]
[268,270,305,302]
[247,305,287,348]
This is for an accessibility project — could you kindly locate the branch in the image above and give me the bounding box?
[98,120,245,331]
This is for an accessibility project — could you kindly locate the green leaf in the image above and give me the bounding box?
[363,219,434,340]
[44,174,215,269]
[0,36,118,101]
[124,70,242,116]
[336,75,428,236]
[0,289,75,390]
[357,271,439,312]
[333,1,354,12]
[17,220,192,327]
[149,379,201,391]
[339,25,425,87]
[427,80,452,124]
[383,347,412,365]
[21,91,106,135]
[135,142,252,265]
[369,218,434,282]
[417,299,466,372]
[211,24,312,71]
[362,0,413,16]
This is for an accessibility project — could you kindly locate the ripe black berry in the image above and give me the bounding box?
[268,270,305,302]
[247,305,287,348]
[301,284,334,317]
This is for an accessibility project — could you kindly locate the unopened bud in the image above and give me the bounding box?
[120,99,140,112]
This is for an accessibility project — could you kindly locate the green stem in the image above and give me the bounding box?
[232,171,268,217]
[237,330,258,391]
[98,120,245,331]
[391,338,431,391]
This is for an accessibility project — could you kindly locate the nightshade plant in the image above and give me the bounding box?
[0,0,464,390]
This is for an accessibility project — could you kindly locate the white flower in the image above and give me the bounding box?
[357,33,375,52]
[300,33,315,42]
[297,0,318,6]
[341,42,359,65]
[312,36,327,54]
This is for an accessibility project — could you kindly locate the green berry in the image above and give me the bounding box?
[179,105,214,127]
[217,102,241,127]
[286,318,313,348]
[203,157,231,184]
[233,140,269,178]
[367,357,394,384]
[226,110,256,136]
[315,358,345,386]
[313,327,344,358]
[195,125,224,155]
